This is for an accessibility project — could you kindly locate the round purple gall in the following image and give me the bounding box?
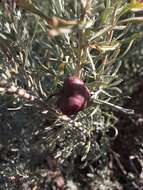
[57,76,90,115]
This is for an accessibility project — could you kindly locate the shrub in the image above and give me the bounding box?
[0,0,143,164]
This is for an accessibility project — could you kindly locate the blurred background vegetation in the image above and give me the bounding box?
[0,0,143,189]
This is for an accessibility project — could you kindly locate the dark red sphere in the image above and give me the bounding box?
[63,76,90,99]
[57,94,86,115]
[57,76,90,115]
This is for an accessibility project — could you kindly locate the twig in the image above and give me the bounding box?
[0,80,37,101]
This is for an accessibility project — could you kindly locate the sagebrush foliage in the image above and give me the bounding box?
[0,0,143,164]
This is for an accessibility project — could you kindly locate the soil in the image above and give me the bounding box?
[112,82,143,190]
